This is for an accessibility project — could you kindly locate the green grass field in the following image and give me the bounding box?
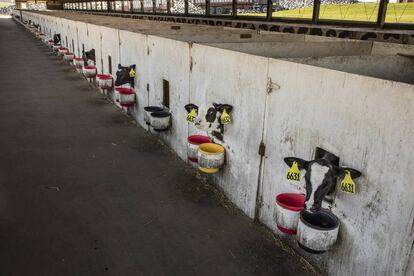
[242,3,414,23]
[0,2,14,8]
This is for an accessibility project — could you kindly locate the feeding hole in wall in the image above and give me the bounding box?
[65,36,68,48]
[240,34,252,39]
[171,26,180,30]
[108,55,112,74]
[71,39,74,53]
[82,44,84,55]
[163,79,170,109]
[283,147,362,212]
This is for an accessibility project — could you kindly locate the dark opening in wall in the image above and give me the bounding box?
[163,79,170,108]
[82,43,84,54]
[65,36,68,48]
[108,55,112,74]
[72,39,74,53]
[240,33,252,39]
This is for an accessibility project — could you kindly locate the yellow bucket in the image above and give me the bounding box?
[198,143,225,174]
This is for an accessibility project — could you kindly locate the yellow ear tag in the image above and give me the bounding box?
[129,68,136,77]
[286,161,301,181]
[340,171,356,194]
[186,108,197,123]
[220,108,231,125]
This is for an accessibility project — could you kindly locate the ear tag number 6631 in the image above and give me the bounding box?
[286,161,301,182]
[340,171,356,194]
[220,109,231,125]
[187,108,197,123]
[129,68,136,77]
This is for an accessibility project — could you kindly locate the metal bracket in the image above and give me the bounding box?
[267,77,280,94]
[258,142,266,157]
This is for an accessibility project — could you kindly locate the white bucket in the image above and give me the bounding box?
[150,111,171,131]
[82,66,97,78]
[297,210,340,253]
[58,47,69,56]
[73,58,84,69]
[63,53,75,62]
[144,106,164,125]
[52,45,61,52]
[115,88,135,105]
[275,193,305,235]
[197,143,225,174]
[120,93,135,104]
[187,135,212,163]
[96,75,113,89]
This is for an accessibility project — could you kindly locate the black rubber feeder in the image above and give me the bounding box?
[144,106,164,125]
[296,209,340,254]
[150,111,171,132]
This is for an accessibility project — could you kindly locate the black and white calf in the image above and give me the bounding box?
[185,103,233,140]
[53,33,61,45]
[115,64,136,88]
[82,48,96,66]
[284,150,361,212]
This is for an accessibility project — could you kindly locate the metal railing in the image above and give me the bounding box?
[61,0,414,30]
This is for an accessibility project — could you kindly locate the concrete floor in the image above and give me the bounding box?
[0,18,315,276]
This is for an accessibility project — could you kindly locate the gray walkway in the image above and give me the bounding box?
[0,17,314,276]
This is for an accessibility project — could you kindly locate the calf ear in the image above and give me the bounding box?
[131,64,136,70]
[212,103,222,110]
[333,166,362,179]
[218,104,233,114]
[184,104,198,113]
[283,157,310,170]
[118,64,122,70]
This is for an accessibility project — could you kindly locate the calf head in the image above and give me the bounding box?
[82,48,96,66]
[185,103,233,140]
[53,33,61,45]
[115,64,136,88]
[284,154,361,212]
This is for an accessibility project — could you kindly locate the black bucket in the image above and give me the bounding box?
[300,210,339,231]
[144,106,164,125]
[150,111,171,132]
[297,210,340,254]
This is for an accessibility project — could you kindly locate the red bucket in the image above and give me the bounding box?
[96,74,113,89]
[115,88,135,105]
[73,58,84,69]
[82,65,97,78]
[275,193,305,235]
[115,87,134,94]
[96,74,113,80]
[187,135,212,163]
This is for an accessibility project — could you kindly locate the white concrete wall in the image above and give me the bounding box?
[158,32,309,43]
[18,11,414,276]
[86,24,103,73]
[260,59,414,275]
[206,41,373,58]
[189,45,268,218]
[101,26,120,77]
[145,36,191,160]
[119,30,149,128]
[372,41,414,56]
[287,55,414,85]
[64,19,78,54]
